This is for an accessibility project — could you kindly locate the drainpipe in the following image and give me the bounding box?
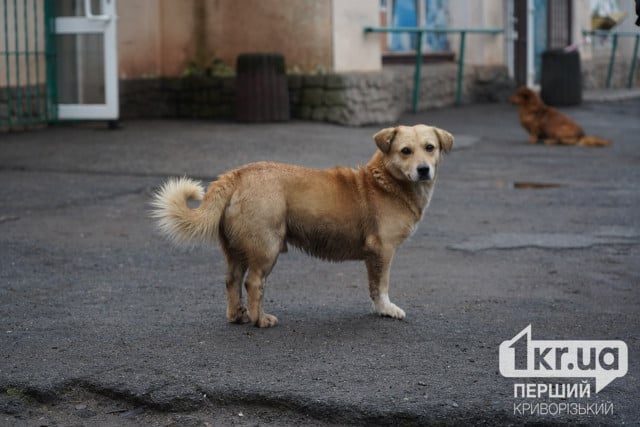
[526,0,535,87]
[505,0,515,79]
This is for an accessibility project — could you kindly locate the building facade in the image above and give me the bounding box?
[1,0,638,129]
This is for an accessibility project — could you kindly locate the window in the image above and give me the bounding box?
[380,0,450,53]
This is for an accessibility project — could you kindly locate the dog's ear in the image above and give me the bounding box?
[519,87,535,100]
[434,127,454,154]
[373,127,398,153]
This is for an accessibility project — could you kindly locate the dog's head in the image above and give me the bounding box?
[373,124,453,183]
[509,86,541,106]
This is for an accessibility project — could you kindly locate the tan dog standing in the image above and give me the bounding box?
[509,86,611,147]
[152,125,453,327]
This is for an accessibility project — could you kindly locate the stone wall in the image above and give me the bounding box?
[119,64,514,126]
[120,76,236,120]
[582,54,640,90]
[288,71,403,125]
[288,63,511,125]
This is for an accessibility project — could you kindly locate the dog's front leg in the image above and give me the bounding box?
[365,249,406,320]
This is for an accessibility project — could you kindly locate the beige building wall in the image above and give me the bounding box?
[205,0,334,72]
[116,0,381,78]
[448,0,505,65]
[332,0,381,72]
[3,0,636,87]
[117,0,163,79]
[575,0,595,60]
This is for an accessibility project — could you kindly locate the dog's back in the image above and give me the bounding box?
[223,161,371,261]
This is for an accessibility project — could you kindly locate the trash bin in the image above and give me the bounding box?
[235,53,290,122]
[540,49,582,106]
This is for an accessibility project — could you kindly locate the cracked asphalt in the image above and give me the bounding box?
[1,98,639,426]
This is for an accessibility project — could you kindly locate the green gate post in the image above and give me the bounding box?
[628,34,639,89]
[412,31,423,113]
[44,0,57,122]
[33,0,43,121]
[3,0,13,129]
[23,0,32,125]
[455,31,467,106]
[606,33,618,89]
[12,0,24,125]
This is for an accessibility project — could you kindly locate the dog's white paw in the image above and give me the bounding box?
[375,302,406,320]
[255,313,279,328]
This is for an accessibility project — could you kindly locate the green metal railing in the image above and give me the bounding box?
[1,0,55,131]
[583,30,640,89]
[364,26,504,112]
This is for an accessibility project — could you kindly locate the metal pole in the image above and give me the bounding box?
[13,0,23,126]
[44,0,56,122]
[456,31,466,106]
[606,33,618,89]
[412,30,423,113]
[23,0,32,125]
[3,0,12,129]
[504,0,515,80]
[33,0,42,122]
[628,34,639,89]
[526,0,535,87]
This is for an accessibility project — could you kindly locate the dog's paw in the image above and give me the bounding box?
[375,302,406,320]
[227,306,251,324]
[255,313,279,328]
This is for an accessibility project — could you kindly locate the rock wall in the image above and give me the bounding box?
[582,54,640,90]
[119,64,514,126]
[1,65,513,130]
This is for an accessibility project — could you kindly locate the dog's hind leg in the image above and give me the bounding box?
[224,255,249,323]
[542,138,561,145]
[245,268,278,328]
[556,135,580,145]
[365,246,406,320]
[244,239,282,328]
[220,233,250,323]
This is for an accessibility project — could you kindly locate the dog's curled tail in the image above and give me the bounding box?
[578,136,611,147]
[150,176,234,246]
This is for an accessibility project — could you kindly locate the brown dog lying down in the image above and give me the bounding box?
[152,125,453,327]
[509,86,611,147]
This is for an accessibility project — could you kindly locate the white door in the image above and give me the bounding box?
[53,0,118,120]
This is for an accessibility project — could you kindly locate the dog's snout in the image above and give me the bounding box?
[417,165,431,180]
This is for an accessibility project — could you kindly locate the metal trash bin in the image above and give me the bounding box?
[235,53,290,122]
[540,49,582,106]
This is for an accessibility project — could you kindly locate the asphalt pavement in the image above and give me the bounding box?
[1,98,639,426]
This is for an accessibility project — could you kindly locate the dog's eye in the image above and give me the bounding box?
[400,147,412,155]
[425,144,435,152]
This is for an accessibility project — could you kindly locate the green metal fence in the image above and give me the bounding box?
[583,30,640,89]
[1,0,56,131]
[364,26,504,111]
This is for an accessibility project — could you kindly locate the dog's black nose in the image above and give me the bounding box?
[417,166,431,180]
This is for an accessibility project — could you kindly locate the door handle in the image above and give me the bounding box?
[84,0,110,21]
